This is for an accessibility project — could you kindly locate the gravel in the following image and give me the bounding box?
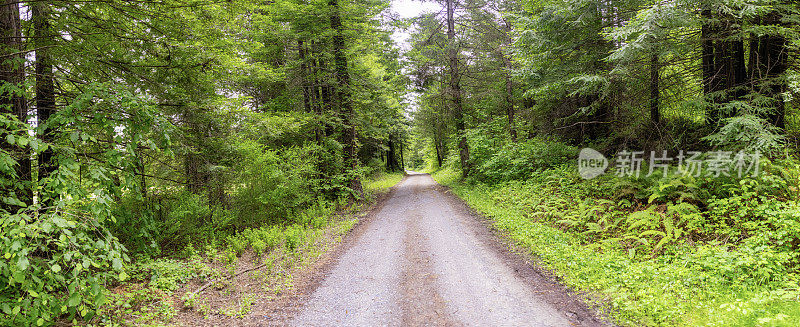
[291,173,596,327]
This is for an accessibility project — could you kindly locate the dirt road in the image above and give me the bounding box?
[291,173,605,326]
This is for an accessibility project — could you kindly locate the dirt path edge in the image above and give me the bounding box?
[247,174,410,325]
[431,175,616,327]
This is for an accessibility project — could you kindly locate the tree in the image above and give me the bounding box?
[329,0,363,196]
[446,0,471,177]
[32,3,57,195]
[1,0,30,209]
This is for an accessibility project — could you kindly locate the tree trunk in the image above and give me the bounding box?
[650,52,660,124]
[299,39,324,144]
[399,141,405,171]
[752,11,788,129]
[387,138,400,172]
[434,137,443,168]
[329,0,362,196]
[501,19,517,142]
[701,8,716,121]
[703,9,748,125]
[1,0,30,209]
[33,3,57,193]
[446,0,470,177]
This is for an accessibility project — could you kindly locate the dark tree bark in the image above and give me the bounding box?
[701,8,715,97]
[750,11,788,129]
[434,137,443,168]
[33,3,57,190]
[650,52,660,124]
[501,18,517,142]
[703,8,748,125]
[446,0,470,177]
[399,141,405,171]
[298,39,323,144]
[329,0,362,196]
[386,138,400,172]
[1,0,30,209]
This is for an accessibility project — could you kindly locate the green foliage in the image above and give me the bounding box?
[363,172,405,195]
[0,211,128,325]
[94,258,215,326]
[283,225,306,251]
[433,166,800,326]
[704,114,786,153]
[469,136,578,183]
[230,140,319,228]
[96,286,176,327]
[1,82,166,325]
[2,0,407,324]
[220,294,256,319]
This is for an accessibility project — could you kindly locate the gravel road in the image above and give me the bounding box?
[291,173,604,327]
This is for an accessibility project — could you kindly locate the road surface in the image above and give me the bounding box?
[291,173,602,326]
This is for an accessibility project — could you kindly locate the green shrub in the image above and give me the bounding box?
[227,235,248,256]
[0,211,128,325]
[433,160,800,326]
[469,137,579,183]
[283,225,305,251]
[230,141,318,228]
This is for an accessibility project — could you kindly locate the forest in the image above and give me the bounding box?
[1,0,799,326]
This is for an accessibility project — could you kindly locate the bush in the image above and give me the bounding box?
[0,210,128,325]
[470,137,579,183]
[230,140,318,229]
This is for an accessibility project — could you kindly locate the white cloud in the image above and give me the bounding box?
[389,0,441,50]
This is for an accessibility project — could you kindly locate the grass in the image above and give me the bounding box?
[92,172,404,326]
[432,167,800,327]
[364,171,405,195]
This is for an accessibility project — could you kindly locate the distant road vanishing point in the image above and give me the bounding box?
[290,172,603,327]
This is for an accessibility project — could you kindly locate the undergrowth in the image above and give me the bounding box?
[433,164,800,326]
[89,172,403,326]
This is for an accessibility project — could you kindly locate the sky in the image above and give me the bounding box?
[389,0,441,50]
[386,0,442,113]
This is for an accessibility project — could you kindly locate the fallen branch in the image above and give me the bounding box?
[186,262,270,299]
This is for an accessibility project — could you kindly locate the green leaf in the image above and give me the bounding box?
[37,318,44,326]
[5,134,15,145]
[655,236,672,250]
[648,193,659,203]
[17,256,29,271]
[51,264,62,273]
[112,257,122,271]
[119,270,129,281]
[28,289,39,298]
[68,292,81,307]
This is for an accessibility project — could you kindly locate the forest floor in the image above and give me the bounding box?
[272,172,608,326]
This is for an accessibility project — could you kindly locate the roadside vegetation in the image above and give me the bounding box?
[428,140,800,326]
[1,0,407,325]
[95,172,403,326]
[4,0,800,325]
[405,0,800,325]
